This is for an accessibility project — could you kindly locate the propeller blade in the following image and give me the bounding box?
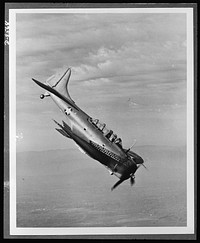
[142,163,148,170]
[130,139,137,149]
[111,179,124,191]
[125,139,137,154]
[130,176,135,186]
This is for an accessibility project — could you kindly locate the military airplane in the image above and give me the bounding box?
[32,68,145,190]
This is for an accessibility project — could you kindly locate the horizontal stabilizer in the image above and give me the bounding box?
[32,78,79,111]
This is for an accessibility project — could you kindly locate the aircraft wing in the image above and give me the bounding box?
[55,128,71,138]
[53,119,72,138]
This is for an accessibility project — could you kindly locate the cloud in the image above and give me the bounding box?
[83,77,111,86]
[16,13,186,92]
[15,12,187,150]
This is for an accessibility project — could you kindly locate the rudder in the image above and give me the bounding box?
[46,68,74,102]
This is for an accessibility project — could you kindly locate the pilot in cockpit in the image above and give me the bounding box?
[99,123,106,131]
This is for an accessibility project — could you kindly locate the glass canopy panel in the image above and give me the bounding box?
[88,117,123,147]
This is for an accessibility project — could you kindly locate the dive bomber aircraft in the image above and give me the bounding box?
[32,68,145,190]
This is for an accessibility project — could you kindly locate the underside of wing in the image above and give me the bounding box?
[53,119,72,138]
[55,128,71,138]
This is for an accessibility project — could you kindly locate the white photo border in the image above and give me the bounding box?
[8,7,194,236]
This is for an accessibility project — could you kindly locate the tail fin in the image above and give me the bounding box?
[45,68,74,103]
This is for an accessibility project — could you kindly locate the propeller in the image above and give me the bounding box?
[139,157,148,170]
[111,179,124,191]
[130,176,135,186]
[111,175,136,191]
[141,163,148,170]
[125,139,137,154]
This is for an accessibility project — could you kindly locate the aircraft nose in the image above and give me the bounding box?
[138,156,144,164]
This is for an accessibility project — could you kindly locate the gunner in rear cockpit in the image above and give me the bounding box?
[109,133,117,142]
[115,138,122,148]
[111,134,117,142]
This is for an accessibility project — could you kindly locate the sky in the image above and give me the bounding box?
[15,12,187,152]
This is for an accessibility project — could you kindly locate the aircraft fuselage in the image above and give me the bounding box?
[50,93,138,180]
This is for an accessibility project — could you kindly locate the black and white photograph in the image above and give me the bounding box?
[4,3,196,239]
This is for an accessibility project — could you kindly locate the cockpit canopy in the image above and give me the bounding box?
[88,117,123,148]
